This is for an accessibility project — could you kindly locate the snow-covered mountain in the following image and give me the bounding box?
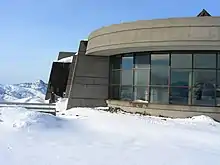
[0,80,47,103]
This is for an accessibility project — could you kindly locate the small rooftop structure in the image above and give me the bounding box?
[197,9,211,17]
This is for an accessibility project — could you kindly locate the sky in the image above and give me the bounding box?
[0,0,219,84]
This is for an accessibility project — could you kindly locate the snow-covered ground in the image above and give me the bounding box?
[0,106,220,165]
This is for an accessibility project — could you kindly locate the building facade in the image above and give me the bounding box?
[47,10,220,120]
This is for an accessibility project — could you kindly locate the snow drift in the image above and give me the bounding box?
[0,107,64,129]
[0,107,220,165]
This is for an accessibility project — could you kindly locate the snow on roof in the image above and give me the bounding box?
[56,56,73,63]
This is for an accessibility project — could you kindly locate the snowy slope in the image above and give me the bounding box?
[0,107,220,165]
[0,80,47,102]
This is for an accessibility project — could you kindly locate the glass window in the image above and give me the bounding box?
[121,86,133,100]
[216,71,220,106]
[110,86,120,99]
[121,70,133,85]
[151,54,169,66]
[151,54,169,86]
[111,70,120,84]
[194,54,216,68]
[134,69,150,86]
[218,53,220,69]
[150,87,169,104]
[193,70,216,87]
[134,53,150,68]
[192,70,216,106]
[134,87,149,101]
[170,87,191,105]
[111,56,121,69]
[171,54,192,68]
[171,69,192,87]
[150,68,169,85]
[122,55,133,69]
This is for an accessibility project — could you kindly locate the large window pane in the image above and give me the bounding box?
[121,70,133,85]
[151,54,169,86]
[194,54,216,68]
[134,53,150,68]
[111,56,121,69]
[151,54,169,66]
[171,69,192,87]
[122,55,133,69]
[111,70,120,84]
[134,69,150,86]
[134,87,149,101]
[216,71,220,106]
[151,67,169,85]
[193,70,216,87]
[218,53,220,69]
[170,87,191,105]
[150,87,169,104]
[192,70,216,106]
[171,54,192,68]
[121,86,133,101]
[110,86,120,99]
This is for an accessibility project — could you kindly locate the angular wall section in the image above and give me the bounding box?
[67,41,109,109]
[45,52,75,100]
[64,55,76,98]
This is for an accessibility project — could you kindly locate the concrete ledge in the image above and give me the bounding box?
[87,17,220,56]
[106,100,220,121]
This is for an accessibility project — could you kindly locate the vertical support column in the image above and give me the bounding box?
[67,40,110,109]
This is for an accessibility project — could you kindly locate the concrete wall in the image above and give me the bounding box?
[86,17,220,56]
[45,62,71,99]
[67,41,109,109]
[45,51,75,100]
[107,100,220,121]
[64,55,76,98]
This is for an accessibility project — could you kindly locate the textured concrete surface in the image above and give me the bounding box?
[64,55,76,98]
[86,17,220,56]
[45,52,74,100]
[67,41,109,109]
[107,100,220,121]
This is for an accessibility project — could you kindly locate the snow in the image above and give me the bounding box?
[0,106,220,165]
[56,56,73,63]
[133,99,149,103]
[56,98,68,113]
[0,80,47,102]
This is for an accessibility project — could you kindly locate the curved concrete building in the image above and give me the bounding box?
[87,16,220,55]
[48,10,220,121]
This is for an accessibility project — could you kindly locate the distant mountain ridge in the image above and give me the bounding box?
[0,80,47,102]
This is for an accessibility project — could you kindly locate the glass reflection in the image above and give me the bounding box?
[170,87,191,105]
[194,54,216,68]
[192,70,216,106]
[151,54,169,86]
[151,68,169,85]
[134,69,150,86]
[216,71,220,106]
[171,70,192,87]
[134,53,150,68]
[122,55,133,69]
[121,86,133,100]
[134,87,148,101]
[151,54,169,66]
[121,70,133,85]
[171,54,192,68]
[150,87,169,104]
